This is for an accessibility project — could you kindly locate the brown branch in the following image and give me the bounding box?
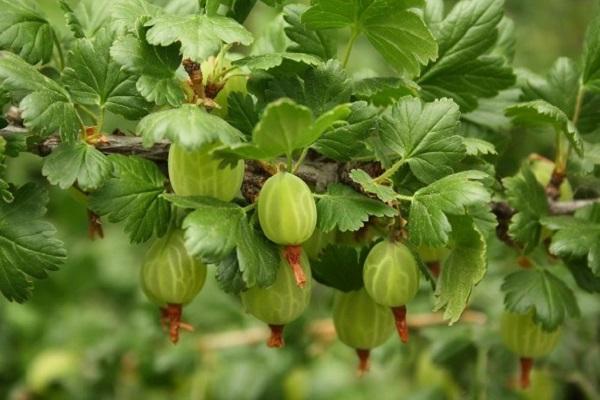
[2,126,598,216]
[197,311,488,351]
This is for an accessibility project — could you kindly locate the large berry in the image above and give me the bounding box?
[140,229,207,343]
[168,143,244,201]
[333,288,394,373]
[241,251,312,348]
[363,240,420,343]
[257,172,317,246]
[500,311,561,388]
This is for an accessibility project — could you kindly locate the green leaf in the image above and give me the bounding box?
[419,0,514,112]
[224,92,258,138]
[582,9,600,91]
[408,171,491,247]
[420,56,515,112]
[349,169,400,203]
[236,99,350,160]
[255,60,352,117]
[316,184,397,232]
[111,0,162,33]
[215,252,246,294]
[313,101,378,161]
[491,16,516,61]
[0,0,54,64]
[311,245,364,292]
[60,0,85,39]
[89,155,171,244]
[353,77,419,106]
[462,88,519,132]
[505,100,584,156]
[377,97,464,184]
[236,216,280,288]
[564,257,600,293]
[0,53,81,142]
[181,198,244,263]
[520,58,580,117]
[283,4,337,60]
[303,0,436,76]
[41,143,111,191]
[137,105,243,150]
[502,269,580,331]
[63,29,151,119]
[503,166,549,252]
[233,52,321,71]
[463,138,497,156]
[0,183,66,302]
[434,216,486,324]
[110,33,185,107]
[145,14,253,62]
[65,0,112,38]
[541,204,600,274]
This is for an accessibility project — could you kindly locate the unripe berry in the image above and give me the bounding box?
[168,143,244,201]
[500,311,561,388]
[241,251,312,348]
[140,229,207,343]
[333,288,394,374]
[363,240,420,343]
[257,172,317,246]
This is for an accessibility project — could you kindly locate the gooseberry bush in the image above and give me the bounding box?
[0,0,599,396]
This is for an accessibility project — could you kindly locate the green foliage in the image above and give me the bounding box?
[89,155,171,243]
[0,184,66,302]
[312,245,364,292]
[42,143,111,191]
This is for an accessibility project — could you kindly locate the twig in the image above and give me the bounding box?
[197,311,487,351]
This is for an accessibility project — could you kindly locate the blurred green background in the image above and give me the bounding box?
[2,1,600,399]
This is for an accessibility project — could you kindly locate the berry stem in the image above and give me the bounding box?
[519,357,534,389]
[283,245,307,288]
[267,324,285,348]
[427,261,440,278]
[355,349,371,375]
[162,303,194,344]
[391,305,409,343]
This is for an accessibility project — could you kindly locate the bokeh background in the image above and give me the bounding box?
[1,0,600,399]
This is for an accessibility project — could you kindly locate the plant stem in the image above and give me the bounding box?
[572,85,585,126]
[374,158,406,183]
[342,27,360,68]
[77,105,99,124]
[396,194,413,202]
[52,32,65,71]
[292,148,309,174]
[241,203,256,213]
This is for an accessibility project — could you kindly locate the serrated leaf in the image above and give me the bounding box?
[462,88,519,132]
[0,183,66,302]
[67,0,112,38]
[520,58,580,117]
[236,216,280,288]
[419,0,514,112]
[353,77,419,106]
[541,204,600,274]
[506,100,584,156]
[408,171,491,247]
[233,52,321,71]
[463,138,497,156]
[0,53,81,142]
[42,143,111,191]
[110,33,185,107]
[137,105,243,150]
[377,97,464,184]
[303,0,436,76]
[313,101,378,161]
[434,216,486,324]
[349,169,400,203]
[60,0,85,38]
[491,16,516,61]
[63,29,151,119]
[503,166,549,252]
[145,14,253,62]
[89,155,171,243]
[215,252,246,294]
[283,4,337,60]
[311,245,364,292]
[564,257,600,293]
[111,0,162,33]
[181,198,244,263]
[317,184,397,232]
[254,59,352,116]
[224,92,258,138]
[582,9,600,91]
[502,269,580,331]
[0,0,54,64]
